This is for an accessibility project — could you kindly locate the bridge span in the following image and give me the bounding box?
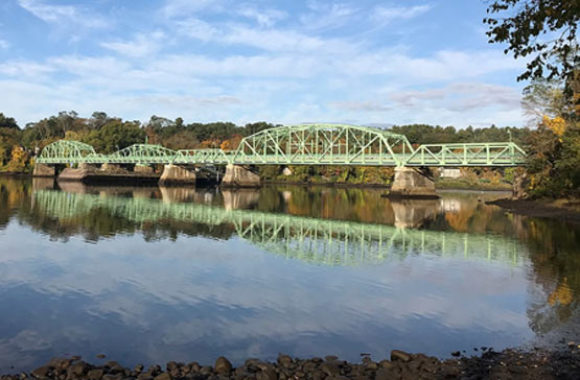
[34,124,527,195]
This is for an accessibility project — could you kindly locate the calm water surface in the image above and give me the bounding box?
[0,177,579,371]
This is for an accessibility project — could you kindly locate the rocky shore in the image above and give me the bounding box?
[3,346,580,380]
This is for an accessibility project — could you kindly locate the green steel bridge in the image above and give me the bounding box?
[33,189,525,266]
[36,124,527,167]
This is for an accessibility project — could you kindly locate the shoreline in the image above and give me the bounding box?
[488,197,580,223]
[4,346,580,380]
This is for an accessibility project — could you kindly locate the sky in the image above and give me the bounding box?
[0,0,528,128]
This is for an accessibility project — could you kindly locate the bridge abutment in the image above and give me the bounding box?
[390,167,437,198]
[33,163,56,177]
[159,164,197,186]
[221,164,261,188]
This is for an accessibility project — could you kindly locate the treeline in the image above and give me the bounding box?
[0,110,529,171]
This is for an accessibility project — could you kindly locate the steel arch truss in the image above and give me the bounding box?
[231,124,414,166]
[110,144,177,164]
[37,140,97,164]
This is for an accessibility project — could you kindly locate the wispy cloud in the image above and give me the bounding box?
[17,0,108,28]
[0,39,8,49]
[371,4,432,25]
[300,2,358,31]
[330,101,391,113]
[238,7,287,27]
[162,0,219,18]
[101,32,166,58]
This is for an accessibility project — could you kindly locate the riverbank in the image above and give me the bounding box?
[489,197,580,223]
[3,346,580,380]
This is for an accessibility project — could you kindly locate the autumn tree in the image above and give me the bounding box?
[484,0,579,86]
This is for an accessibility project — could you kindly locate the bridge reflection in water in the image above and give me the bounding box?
[31,186,524,266]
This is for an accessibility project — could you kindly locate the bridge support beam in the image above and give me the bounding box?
[33,163,56,177]
[221,164,261,188]
[390,167,437,198]
[159,164,197,186]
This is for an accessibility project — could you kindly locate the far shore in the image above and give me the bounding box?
[488,197,580,223]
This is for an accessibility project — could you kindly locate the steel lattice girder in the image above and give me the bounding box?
[35,124,527,167]
[34,189,524,266]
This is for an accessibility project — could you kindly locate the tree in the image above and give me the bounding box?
[484,0,579,86]
[86,120,146,153]
[0,113,19,129]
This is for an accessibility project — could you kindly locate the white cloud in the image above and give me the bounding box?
[162,0,219,18]
[372,4,432,24]
[238,7,287,27]
[300,2,358,31]
[178,19,359,55]
[17,0,108,28]
[101,32,166,58]
[0,39,9,49]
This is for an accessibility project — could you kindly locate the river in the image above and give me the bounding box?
[0,177,578,372]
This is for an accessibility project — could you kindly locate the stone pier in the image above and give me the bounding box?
[159,164,197,186]
[134,164,154,174]
[32,163,56,177]
[390,167,437,198]
[221,164,261,188]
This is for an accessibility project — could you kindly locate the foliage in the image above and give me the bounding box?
[0,113,19,129]
[484,0,579,85]
[85,120,145,153]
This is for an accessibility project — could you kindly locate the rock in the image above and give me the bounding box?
[214,356,233,375]
[67,361,88,378]
[133,364,144,374]
[96,354,106,359]
[153,373,171,380]
[391,350,412,363]
[451,351,461,357]
[325,355,338,362]
[277,355,293,368]
[165,362,179,372]
[375,368,395,380]
[320,362,340,376]
[87,368,104,380]
[256,367,277,380]
[378,360,392,369]
[31,365,51,378]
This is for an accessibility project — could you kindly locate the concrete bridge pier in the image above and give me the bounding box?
[390,167,437,198]
[159,164,197,186]
[134,164,154,174]
[33,163,56,177]
[221,164,261,188]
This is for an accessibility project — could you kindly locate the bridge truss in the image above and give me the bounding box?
[36,124,527,167]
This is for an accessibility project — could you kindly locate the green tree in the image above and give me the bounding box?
[0,113,19,129]
[86,120,145,153]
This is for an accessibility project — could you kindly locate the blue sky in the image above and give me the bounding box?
[0,0,527,127]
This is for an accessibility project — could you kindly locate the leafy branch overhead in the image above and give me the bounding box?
[484,0,579,83]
